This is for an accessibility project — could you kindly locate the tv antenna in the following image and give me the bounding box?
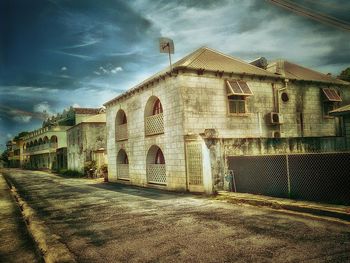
[159,37,174,72]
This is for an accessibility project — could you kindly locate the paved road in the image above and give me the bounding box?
[2,169,350,263]
[0,173,41,263]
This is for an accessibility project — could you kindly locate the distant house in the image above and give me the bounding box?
[67,110,107,173]
[22,107,102,170]
[7,139,24,168]
[104,47,350,197]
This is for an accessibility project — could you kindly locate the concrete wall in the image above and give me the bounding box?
[179,72,350,139]
[67,123,106,172]
[106,76,187,191]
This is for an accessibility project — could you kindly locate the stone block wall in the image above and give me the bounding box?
[106,77,187,191]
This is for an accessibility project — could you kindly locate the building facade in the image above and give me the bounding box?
[22,107,102,170]
[7,139,25,168]
[67,112,107,172]
[104,47,350,194]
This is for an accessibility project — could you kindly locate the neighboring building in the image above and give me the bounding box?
[67,111,107,172]
[7,138,25,168]
[23,107,101,170]
[104,47,350,196]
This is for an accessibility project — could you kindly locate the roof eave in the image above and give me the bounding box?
[104,66,283,107]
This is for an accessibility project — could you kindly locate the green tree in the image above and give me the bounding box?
[13,131,29,141]
[338,67,350,82]
[0,149,9,167]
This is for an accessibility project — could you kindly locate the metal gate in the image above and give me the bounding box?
[227,153,350,204]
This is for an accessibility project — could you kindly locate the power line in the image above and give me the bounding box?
[268,0,350,32]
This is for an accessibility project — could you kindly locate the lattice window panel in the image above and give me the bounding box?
[116,123,128,141]
[145,113,164,136]
[147,164,166,184]
[117,164,129,180]
[186,142,203,185]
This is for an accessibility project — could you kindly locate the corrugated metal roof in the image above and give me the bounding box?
[172,47,278,77]
[104,47,280,106]
[267,60,349,85]
[329,104,350,115]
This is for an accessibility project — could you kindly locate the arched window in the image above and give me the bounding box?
[122,113,127,124]
[124,154,129,164]
[115,109,128,141]
[144,96,164,136]
[152,99,163,115]
[146,145,166,185]
[155,148,165,164]
[117,149,129,179]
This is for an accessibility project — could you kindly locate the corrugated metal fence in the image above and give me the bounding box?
[227,152,350,204]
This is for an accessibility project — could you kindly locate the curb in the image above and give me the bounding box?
[3,173,76,263]
[216,192,350,224]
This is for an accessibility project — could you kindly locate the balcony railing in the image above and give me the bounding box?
[145,113,164,136]
[116,123,128,141]
[117,164,129,180]
[26,143,58,153]
[146,164,166,185]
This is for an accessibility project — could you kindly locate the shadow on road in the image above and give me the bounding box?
[89,182,191,200]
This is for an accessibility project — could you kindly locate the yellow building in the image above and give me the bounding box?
[23,107,101,170]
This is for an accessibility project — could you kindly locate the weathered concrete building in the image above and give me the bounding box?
[104,47,349,195]
[23,107,101,170]
[67,111,107,172]
[7,139,25,168]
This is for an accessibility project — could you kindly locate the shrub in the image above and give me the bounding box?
[58,169,84,177]
[83,161,97,178]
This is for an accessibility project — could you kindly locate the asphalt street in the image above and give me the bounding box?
[2,169,350,263]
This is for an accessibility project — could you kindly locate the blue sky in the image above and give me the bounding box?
[0,0,350,150]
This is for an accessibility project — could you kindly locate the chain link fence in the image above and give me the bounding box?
[227,152,350,205]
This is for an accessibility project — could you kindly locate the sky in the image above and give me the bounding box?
[0,0,350,150]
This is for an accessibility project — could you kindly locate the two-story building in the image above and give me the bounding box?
[23,107,102,170]
[104,47,350,199]
[67,109,107,173]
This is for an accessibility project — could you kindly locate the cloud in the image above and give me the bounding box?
[95,65,123,75]
[51,50,93,60]
[111,67,123,74]
[33,101,54,116]
[12,115,32,123]
[72,103,81,108]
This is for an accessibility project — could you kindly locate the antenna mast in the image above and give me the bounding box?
[159,37,175,73]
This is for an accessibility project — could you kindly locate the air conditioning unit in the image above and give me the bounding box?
[271,131,285,138]
[269,112,284,124]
